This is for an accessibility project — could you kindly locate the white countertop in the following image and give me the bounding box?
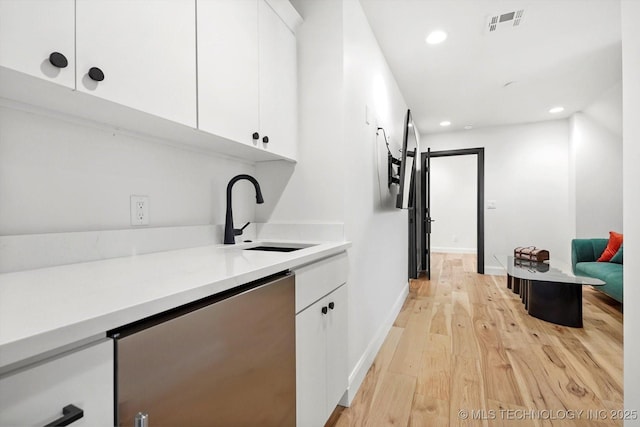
[0,240,350,371]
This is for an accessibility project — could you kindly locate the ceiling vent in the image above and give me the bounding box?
[485,9,524,34]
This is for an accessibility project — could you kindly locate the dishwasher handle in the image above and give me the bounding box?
[134,412,149,427]
[43,404,84,427]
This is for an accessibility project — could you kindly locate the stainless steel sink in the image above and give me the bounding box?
[243,243,315,252]
[244,246,302,252]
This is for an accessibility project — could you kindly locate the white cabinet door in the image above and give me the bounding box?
[198,0,297,158]
[325,284,349,416]
[296,298,329,427]
[0,339,114,427]
[197,0,260,146]
[0,0,75,89]
[296,286,348,427]
[75,0,197,127]
[295,254,349,427]
[258,0,297,159]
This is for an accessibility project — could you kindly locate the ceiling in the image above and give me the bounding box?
[359,0,622,135]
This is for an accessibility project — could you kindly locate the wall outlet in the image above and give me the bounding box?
[130,195,149,226]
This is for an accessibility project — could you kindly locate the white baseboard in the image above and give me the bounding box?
[339,283,409,407]
[484,266,506,276]
[431,246,477,254]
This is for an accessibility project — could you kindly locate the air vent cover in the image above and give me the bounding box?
[485,9,524,33]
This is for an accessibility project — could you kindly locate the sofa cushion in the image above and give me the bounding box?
[611,245,623,264]
[597,231,623,262]
[576,261,621,281]
[575,261,623,302]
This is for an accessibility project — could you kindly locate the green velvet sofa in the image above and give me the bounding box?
[571,238,623,303]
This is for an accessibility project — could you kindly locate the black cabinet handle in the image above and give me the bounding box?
[43,404,84,427]
[252,132,260,140]
[262,136,269,144]
[321,306,328,315]
[328,302,335,310]
[48,52,68,69]
[88,67,104,82]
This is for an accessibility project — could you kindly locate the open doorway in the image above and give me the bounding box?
[420,148,484,277]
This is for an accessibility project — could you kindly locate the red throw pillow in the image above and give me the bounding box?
[597,231,623,262]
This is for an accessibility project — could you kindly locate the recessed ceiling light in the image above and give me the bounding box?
[440,120,451,127]
[549,106,564,114]
[464,125,473,130]
[426,30,447,45]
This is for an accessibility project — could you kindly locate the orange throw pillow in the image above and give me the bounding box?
[597,231,623,262]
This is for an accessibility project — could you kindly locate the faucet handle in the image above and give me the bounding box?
[234,222,250,236]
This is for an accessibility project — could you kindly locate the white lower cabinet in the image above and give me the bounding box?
[324,285,348,416]
[295,253,348,427]
[0,339,114,427]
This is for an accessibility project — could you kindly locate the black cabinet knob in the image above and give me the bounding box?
[88,67,104,82]
[321,306,328,315]
[262,136,269,143]
[49,52,68,68]
[328,302,335,310]
[252,132,260,140]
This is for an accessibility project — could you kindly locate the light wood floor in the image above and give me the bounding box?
[327,253,623,427]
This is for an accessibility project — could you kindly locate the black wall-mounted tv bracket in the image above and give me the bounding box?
[388,153,401,187]
[377,127,402,188]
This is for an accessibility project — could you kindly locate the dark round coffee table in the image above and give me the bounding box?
[495,255,605,328]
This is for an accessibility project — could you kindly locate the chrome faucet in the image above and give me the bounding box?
[224,174,264,244]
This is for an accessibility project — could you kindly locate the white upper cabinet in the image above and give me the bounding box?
[197,0,260,146]
[0,0,298,162]
[198,0,298,160]
[0,0,75,89]
[258,0,297,160]
[75,0,197,127]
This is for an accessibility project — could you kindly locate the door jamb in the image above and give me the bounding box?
[421,147,485,274]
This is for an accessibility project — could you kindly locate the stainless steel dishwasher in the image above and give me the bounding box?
[109,272,295,427]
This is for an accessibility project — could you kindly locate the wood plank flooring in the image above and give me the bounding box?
[326,253,623,427]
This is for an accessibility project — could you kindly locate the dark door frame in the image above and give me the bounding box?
[420,147,485,274]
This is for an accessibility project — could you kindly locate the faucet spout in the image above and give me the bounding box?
[224,174,264,244]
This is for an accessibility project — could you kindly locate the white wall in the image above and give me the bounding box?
[569,82,623,238]
[256,0,345,224]
[0,105,256,235]
[342,0,409,401]
[423,120,572,273]
[621,1,640,424]
[429,155,477,253]
[258,0,410,404]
